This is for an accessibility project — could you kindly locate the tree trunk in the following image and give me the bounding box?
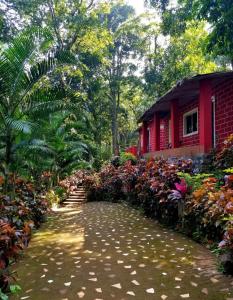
[111,92,119,156]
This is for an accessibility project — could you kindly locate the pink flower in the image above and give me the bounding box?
[175,179,187,195]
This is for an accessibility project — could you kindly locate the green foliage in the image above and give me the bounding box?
[120,152,137,165]
[9,285,21,294]
[224,168,233,174]
[46,189,60,206]
[0,27,77,190]
[0,289,8,300]
[54,186,67,201]
[1,0,229,184]
[177,172,213,192]
[146,0,233,64]
[143,21,219,100]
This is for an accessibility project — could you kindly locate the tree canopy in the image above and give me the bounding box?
[0,0,232,188]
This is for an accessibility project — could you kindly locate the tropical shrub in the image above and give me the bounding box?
[177,172,214,192]
[45,190,60,208]
[120,152,137,165]
[216,134,233,168]
[81,158,190,223]
[0,177,50,297]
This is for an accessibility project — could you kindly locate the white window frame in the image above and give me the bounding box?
[183,108,198,137]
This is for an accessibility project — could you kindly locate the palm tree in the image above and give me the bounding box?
[0,28,74,191]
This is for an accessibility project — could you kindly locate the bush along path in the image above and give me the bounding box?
[0,177,50,299]
[11,202,233,300]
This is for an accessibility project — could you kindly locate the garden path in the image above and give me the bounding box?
[12,202,233,300]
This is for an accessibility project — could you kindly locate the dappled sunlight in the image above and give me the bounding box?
[12,202,233,300]
[33,230,85,247]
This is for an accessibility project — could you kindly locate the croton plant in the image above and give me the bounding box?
[0,176,50,297]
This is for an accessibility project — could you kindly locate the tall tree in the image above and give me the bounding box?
[105,2,144,155]
[143,22,220,100]
[145,0,233,67]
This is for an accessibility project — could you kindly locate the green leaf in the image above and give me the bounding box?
[4,117,35,134]
[0,289,8,300]
[9,285,22,294]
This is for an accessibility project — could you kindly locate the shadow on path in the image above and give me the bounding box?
[12,202,233,300]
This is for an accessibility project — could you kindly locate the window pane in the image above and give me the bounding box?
[185,111,198,135]
[193,112,197,132]
[186,115,192,134]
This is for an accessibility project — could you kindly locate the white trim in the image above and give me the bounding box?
[183,107,198,137]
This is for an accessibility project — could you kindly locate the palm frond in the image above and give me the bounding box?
[4,116,35,134]
[13,139,54,155]
[0,27,53,100]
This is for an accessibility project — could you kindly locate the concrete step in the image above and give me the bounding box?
[69,194,86,197]
[69,193,86,196]
[70,195,85,197]
[66,198,87,201]
[63,199,86,203]
[64,201,85,204]
[63,186,87,206]
[64,198,85,200]
[67,197,86,199]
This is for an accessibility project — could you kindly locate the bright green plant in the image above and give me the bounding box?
[0,289,8,300]
[177,172,213,192]
[224,168,233,174]
[54,186,67,201]
[9,285,21,294]
[46,189,60,207]
[120,152,137,165]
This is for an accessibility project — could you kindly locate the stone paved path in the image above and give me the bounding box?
[12,202,233,300]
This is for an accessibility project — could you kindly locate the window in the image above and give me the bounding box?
[183,108,198,136]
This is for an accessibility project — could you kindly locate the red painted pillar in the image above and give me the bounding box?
[199,79,212,153]
[151,113,160,151]
[141,121,148,154]
[171,99,179,148]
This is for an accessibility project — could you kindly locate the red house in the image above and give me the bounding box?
[139,71,233,158]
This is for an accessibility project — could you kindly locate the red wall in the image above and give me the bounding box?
[139,128,143,154]
[160,117,170,150]
[178,99,200,147]
[148,120,154,152]
[214,78,233,147]
[144,99,200,153]
[146,117,170,152]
